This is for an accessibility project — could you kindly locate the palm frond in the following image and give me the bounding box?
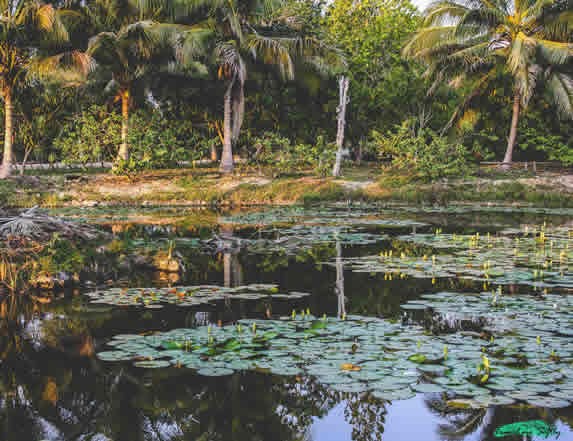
[523,0,558,22]
[456,7,506,34]
[507,31,536,75]
[423,1,469,26]
[403,26,457,59]
[175,24,213,67]
[87,32,119,56]
[28,50,94,86]
[546,71,573,117]
[248,34,295,80]
[443,66,499,131]
[536,39,573,65]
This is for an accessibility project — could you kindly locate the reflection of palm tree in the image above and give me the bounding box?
[335,239,346,319]
[220,223,243,288]
[426,396,491,441]
[425,395,560,441]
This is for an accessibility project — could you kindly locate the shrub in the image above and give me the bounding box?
[55,105,121,164]
[373,124,474,181]
[519,126,573,166]
[55,106,211,173]
[248,132,336,177]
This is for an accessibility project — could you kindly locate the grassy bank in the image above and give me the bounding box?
[1,166,573,208]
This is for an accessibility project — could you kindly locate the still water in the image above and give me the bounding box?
[1,204,572,441]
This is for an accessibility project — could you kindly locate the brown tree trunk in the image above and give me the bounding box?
[118,90,130,162]
[220,80,235,174]
[502,89,520,169]
[333,76,350,177]
[20,145,33,176]
[0,88,14,179]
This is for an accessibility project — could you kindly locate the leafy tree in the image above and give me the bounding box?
[404,0,573,166]
[325,0,424,148]
[0,0,90,179]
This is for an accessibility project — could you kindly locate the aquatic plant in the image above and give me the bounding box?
[85,284,310,308]
[338,226,572,288]
[98,307,573,408]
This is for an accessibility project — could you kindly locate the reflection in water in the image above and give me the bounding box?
[1,208,573,441]
[220,223,243,288]
[335,239,346,319]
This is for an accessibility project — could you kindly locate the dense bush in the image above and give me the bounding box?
[374,124,474,181]
[519,126,573,166]
[55,105,121,164]
[248,132,336,177]
[55,105,211,173]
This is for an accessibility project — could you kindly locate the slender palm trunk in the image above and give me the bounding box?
[333,76,350,177]
[231,82,244,142]
[502,90,520,168]
[0,88,13,179]
[220,80,235,174]
[118,90,130,162]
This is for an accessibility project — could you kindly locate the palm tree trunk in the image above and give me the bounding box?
[231,82,244,142]
[333,76,350,177]
[118,90,130,162]
[0,88,14,179]
[220,80,235,174]
[502,90,520,168]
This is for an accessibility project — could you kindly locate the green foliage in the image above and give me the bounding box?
[56,105,210,173]
[325,0,432,140]
[115,111,206,174]
[248,132,336,177]
[1,0,571,182]
[376,124,474,181]
[520,126,573,166]
[404,0,573,162]
[36,236,87,275]
[55,105,121,164]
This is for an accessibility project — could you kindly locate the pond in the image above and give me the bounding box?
[1,204,572,441]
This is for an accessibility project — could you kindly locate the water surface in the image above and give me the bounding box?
[1,204,572,441]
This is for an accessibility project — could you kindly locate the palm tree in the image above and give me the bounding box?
[404,0,573,166]
[87,22,182,162]
[0,0,89,179]
[202,0,342,174]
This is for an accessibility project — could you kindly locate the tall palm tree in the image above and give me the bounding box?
[0,0,89,179]
[203,0,342,174]
[404,0,573,166]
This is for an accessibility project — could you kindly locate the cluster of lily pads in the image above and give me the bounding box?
[222,207,427,229]
[85,284,310,308]
[388,204,573,216]
[226,226,386,254]
[403,291,573,334]
[206,207,429,255]
[98,301,573,408]
[339,226,572,288]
